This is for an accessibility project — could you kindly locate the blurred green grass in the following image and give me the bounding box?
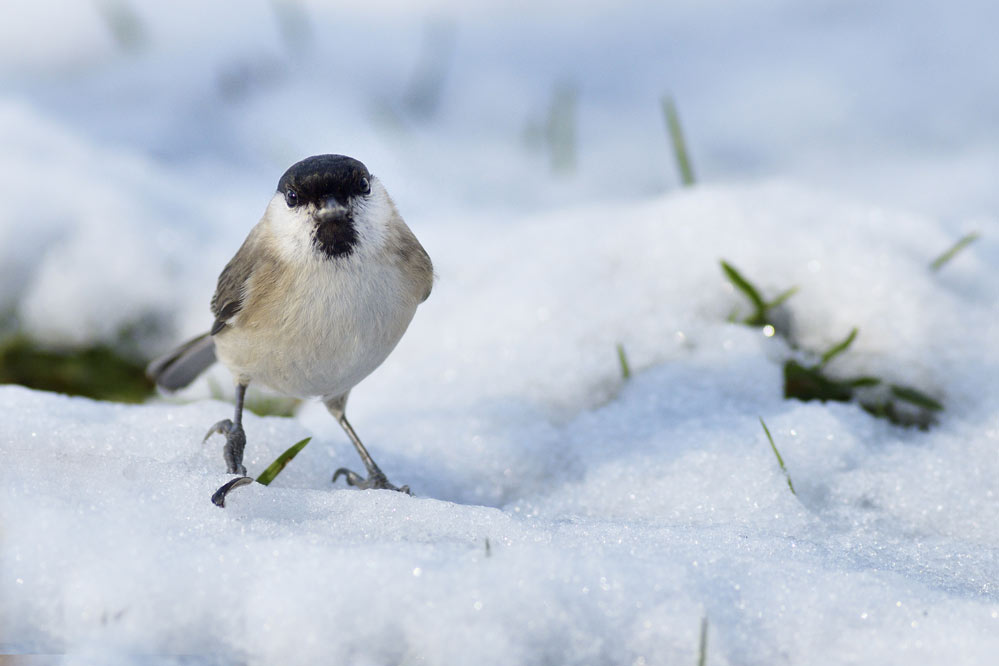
[0,331,299,417]
[662,96,696,187]
[0,334,154,403]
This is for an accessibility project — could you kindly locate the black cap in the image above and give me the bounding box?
[276,154,371,207]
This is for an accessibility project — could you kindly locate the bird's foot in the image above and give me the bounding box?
[203,419,247,476]
[333,467,411,494]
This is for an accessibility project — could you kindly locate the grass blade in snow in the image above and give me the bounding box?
[760,418,795,495]
[257,436,313,486]
[889,385,943,411]
[616,342,632,381]
[662,96,696,186]
[719,260,797,328]
[929,231,980,271]
[819,328,858,367]
[697,616,709,666]
[720,261,766,322]
[768,286,799,310]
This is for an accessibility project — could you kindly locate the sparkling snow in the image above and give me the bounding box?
[2,1,998,664]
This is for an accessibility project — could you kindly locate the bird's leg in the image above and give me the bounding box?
[332,413,410,493]
[203,383,248,476]
[325,394,410,494]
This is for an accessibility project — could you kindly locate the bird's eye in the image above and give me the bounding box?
[358,177,370,195]
[285,190,299,207]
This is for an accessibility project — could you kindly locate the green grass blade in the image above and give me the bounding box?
[256,436,312,486]
[759,418,786,469]
[616,342,632,380]
[889,385,943,411]
[760,417,796,495]
[662,96,696,186]
[820,328,858,367]
[783,359,855,403]
[860,398,937,429]
[720,261,766,316]
[766,286,799,310]
[847,376,882,388]
[697,616,708,666]
[929,231,980,271]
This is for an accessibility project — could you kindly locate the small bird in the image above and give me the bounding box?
[147,155,433,501]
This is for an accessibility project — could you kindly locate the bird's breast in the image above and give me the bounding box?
[214,255,420,398]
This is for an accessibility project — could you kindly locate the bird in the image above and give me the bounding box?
[147,154,433,503]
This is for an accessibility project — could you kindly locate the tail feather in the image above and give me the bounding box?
[146,332,217,391]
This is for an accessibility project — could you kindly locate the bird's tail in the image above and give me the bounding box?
[146,332,217,391]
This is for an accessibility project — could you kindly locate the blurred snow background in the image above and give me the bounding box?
[1,0,998,664]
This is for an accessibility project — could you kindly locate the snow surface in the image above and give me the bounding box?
[2,1,999,664]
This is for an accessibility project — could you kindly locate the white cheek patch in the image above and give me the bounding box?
[350,178,393,257]
[265,194,318,264]
[263,179,396,265]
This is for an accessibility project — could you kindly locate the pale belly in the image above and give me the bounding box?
[214,261,419,399]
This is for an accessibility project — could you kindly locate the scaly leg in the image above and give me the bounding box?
[325,393,410,494]
[203,383,248,475]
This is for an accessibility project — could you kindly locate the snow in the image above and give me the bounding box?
[2,1,999,664]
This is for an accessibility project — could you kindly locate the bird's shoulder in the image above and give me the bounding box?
[210,224,276,335]
[386,219,434,303]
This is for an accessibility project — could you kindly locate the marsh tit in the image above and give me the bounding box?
[147,155,433,504]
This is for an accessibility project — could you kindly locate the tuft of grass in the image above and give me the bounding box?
[721,260,797,328]
[616,343,632,381]
[662,96,696,187]
[256,437,312,486]
[782,329,942,429]
[269,0,314,56]
[929,231,980,271]
[760,418,795,495]
[547,82,578,174]
[717,263,943,429]
[523,83,578,173]
[94,0,148,54]
[521,81,578,174]
[215,57,285,102]
[697,616,708,666]
[0,335,154,403]
[783,358,854,403]
[782,329,869,406]
[402,19,456,121]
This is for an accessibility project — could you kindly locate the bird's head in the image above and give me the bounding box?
[267,154,395,261]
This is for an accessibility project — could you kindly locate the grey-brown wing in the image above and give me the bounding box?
[413,238,433,303]
[210,230,263,335]
[391,223,434,303]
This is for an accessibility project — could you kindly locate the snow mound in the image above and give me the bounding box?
[4,184,999,664]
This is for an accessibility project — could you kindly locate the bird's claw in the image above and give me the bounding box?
[203,419,247,476]
[211,476,254,508]
[333,467,411,494]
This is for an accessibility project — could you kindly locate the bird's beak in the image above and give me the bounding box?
[315,199,351,224]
